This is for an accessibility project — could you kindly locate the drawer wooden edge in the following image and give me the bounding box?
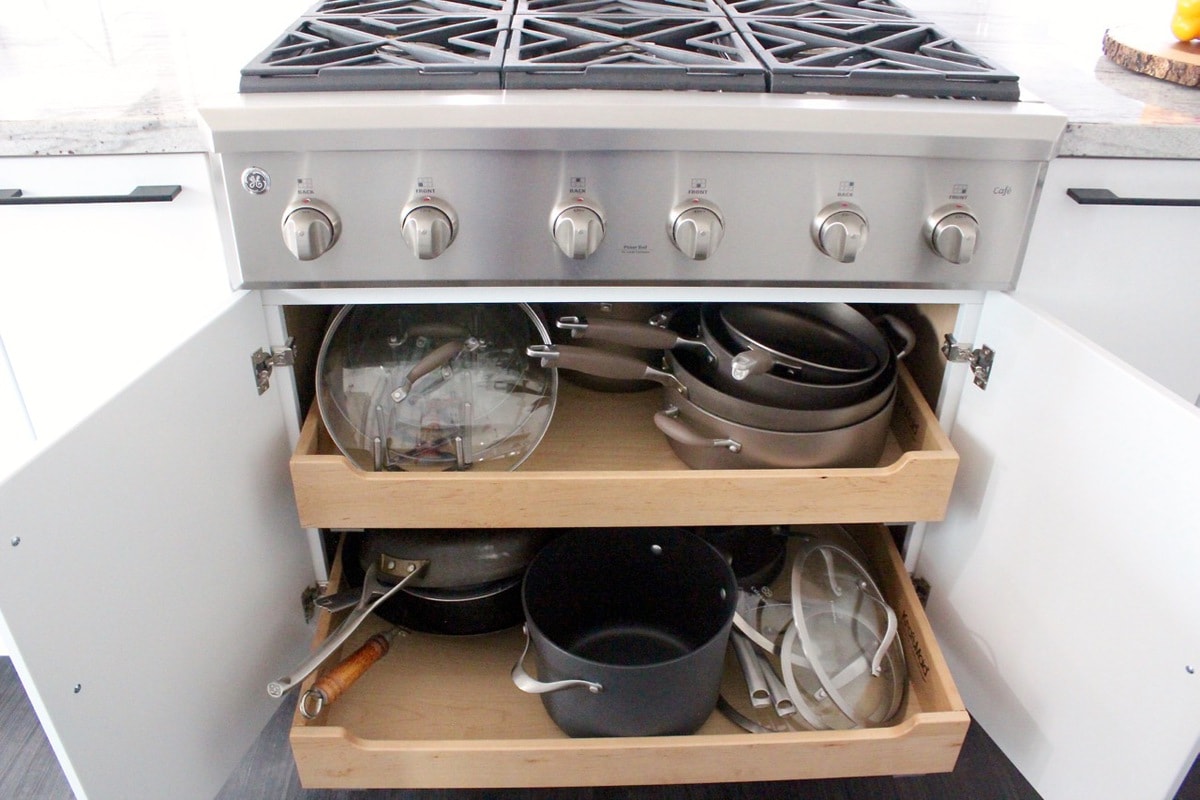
[289,710,971,789]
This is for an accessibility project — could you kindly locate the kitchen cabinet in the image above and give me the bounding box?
[916,157,1200,800]
[1016,157,1200,406]
[1,152,1198,800]
[0,154,316,800]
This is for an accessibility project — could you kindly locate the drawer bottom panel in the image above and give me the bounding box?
[289,524,968,788]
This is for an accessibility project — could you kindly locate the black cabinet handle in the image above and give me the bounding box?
[1067,188,1200,207]
[0,185,182,206]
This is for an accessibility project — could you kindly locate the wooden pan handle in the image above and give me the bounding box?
[300,630,399,719]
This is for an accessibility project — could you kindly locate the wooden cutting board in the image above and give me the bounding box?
[1103,24,1200,87]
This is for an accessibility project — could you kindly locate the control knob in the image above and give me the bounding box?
[400,197,458,260]
[811,203,868,263]
[669,200,724,260]
[551,199,605,259]
[281,198,341,261]
[924,204,979,265]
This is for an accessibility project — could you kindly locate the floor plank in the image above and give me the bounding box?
[0,658,73,800]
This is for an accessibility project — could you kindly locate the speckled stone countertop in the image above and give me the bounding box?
[1,0,1197,158]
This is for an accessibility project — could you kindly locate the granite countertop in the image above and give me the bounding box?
[1,0,1197,158]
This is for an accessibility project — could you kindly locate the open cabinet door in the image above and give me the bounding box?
[0,293,315,800]
[917,293,1200,800]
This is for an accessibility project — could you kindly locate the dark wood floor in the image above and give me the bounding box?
[4,655,1198,800]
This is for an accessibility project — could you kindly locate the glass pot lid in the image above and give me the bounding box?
[316,303,556,472]
[785,536,907,729]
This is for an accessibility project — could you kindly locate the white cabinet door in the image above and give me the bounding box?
[917,292,1200,800]
[0,154,235,444]
[1018,157,1200,406]
[0,292,314,800]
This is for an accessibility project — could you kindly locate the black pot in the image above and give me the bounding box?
[696,526,788,589]
[512,527,737,737]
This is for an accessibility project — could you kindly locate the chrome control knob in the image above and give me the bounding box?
[551,200,605,259]
[812,203,868,263]
[400,197,458,260]
[925,204,979,265]
[281,199,340,261]
[669,200,724,260]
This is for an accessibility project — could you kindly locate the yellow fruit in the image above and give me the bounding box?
[1174,0,1200,41]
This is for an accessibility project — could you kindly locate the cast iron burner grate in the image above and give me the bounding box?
[516,0,725,15]
[239,15,509,91]
[303,0,513,14]
[503,16,765,90]
[716,0,916,21]
[240,0,1021,98]
[736,18,1020,99]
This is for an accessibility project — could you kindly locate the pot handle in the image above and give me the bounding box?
[299,628,403,720]
[527,344,688,397]
[653,407,742,453]
[556,315,709,354]
[267,562,427,698]
[730,348,775,381]
[876,314,916,361]
[391,338,479,402]
[511,626,604,696]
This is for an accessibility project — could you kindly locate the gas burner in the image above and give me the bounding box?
[504,16,764,90]
[736,18,1019,99]
[240,16,509,91]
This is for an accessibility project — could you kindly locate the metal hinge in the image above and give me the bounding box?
[301,584,321,624]
[911,576,931,608]
[942,334,994,390]
[251,338,296,395]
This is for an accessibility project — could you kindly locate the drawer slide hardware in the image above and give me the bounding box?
[942,334,994,390]
[252,338,296,395]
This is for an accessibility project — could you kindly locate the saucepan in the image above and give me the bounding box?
[512,527,737,737]
[556,303,913,410]
[526,342,895,468]
[268,527,556,701]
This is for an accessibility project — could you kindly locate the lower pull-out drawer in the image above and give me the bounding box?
[289,525,968,789]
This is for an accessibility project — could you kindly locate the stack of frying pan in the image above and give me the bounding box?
[529,303,914,469]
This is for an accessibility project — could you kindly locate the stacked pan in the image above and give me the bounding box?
[528,303,914,469]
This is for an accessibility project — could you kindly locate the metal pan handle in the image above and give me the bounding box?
[511,627,603,695]
[876,314,916,361]
[556,315,710,354]
[653,407,741,453]
[528,344,687,396]
[267,562,427,698]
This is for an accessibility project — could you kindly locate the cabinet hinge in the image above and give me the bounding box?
[301,583,321,624]
[941,334,994,390]
[251,338,296,395]
[911,576,931,608]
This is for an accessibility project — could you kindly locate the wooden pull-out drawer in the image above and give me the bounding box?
[289,524,968,788]
[290,364,958,529]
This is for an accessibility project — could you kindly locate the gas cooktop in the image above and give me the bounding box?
[239,0,1020,99]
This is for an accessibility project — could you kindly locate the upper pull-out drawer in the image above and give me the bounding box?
[290,363,957,529]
